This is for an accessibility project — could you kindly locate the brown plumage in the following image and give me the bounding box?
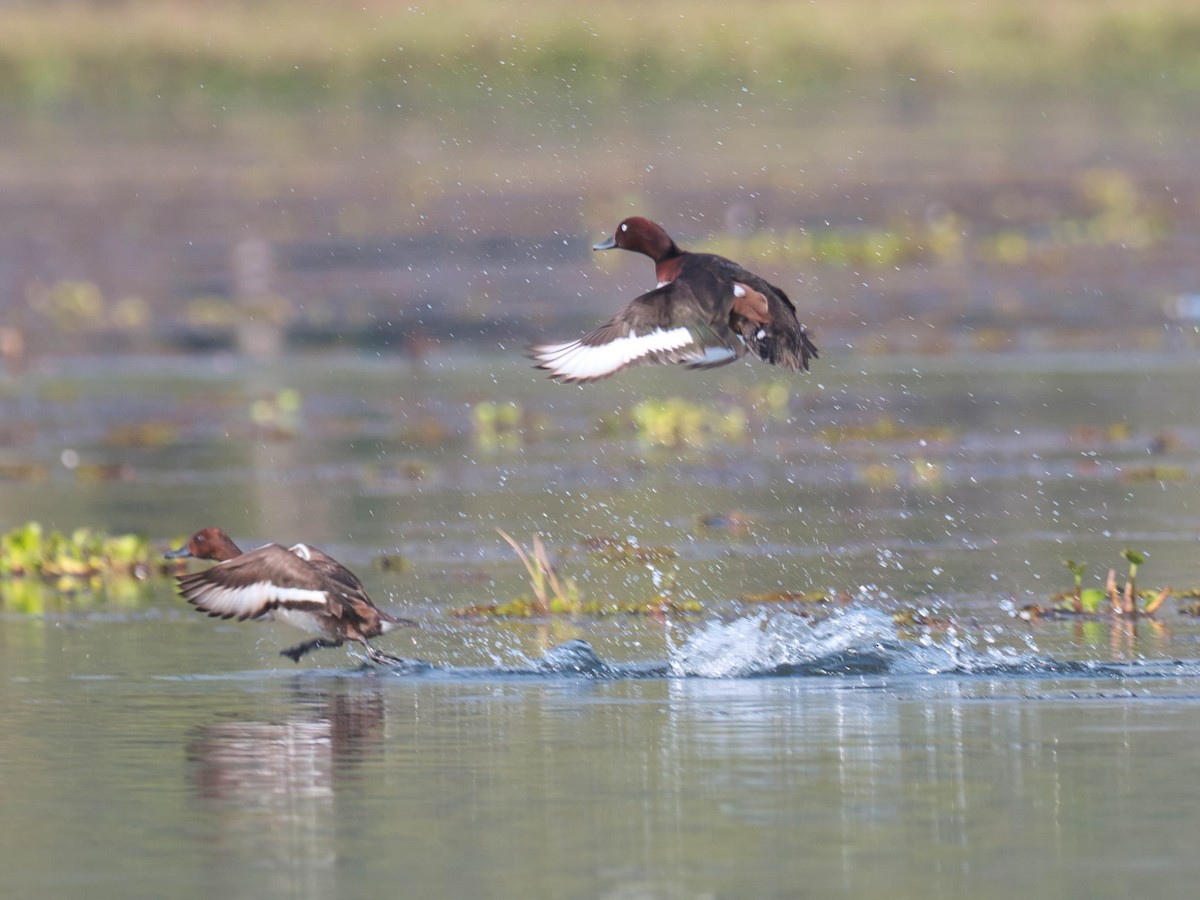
[530,216,817,383]
[166,527,417,665]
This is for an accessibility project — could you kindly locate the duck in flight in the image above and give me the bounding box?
[166,527,417,665]
[530,216,817,383]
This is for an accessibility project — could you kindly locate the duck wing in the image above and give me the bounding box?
[176,543,332,622]
[529,281,743,383]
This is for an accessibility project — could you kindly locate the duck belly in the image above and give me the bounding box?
[268,607,329,637]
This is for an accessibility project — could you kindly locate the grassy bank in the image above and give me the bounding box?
[1,0,1199,110]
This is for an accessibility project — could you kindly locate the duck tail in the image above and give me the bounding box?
[380,612,420,632]
[749,323,818,372]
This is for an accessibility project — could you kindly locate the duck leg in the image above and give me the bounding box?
[280,638,343,662]
[361,640,407,666]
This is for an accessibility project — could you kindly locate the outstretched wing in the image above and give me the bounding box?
[176,543,330,621]
[529,281,743,383]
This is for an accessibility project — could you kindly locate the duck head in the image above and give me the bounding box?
[593,216,679,262]
[166,527,243,561]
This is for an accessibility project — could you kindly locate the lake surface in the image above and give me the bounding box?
[3,85,1200,897]
[3,348,1200,899]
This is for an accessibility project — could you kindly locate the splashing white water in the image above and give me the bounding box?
[669,608,1037,678]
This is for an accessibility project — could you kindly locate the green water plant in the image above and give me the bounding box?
[1109,548,1169,617]
[453,529,701,618]
[1040,549,1168,619]
[629,397,746,448]
[738,589,831,605]
[249,388,303,439]
[583,536,678,565]
[472,401,524,451]
[0,521,165,579]
[495,528,580,616]
[1058,559,1110,614]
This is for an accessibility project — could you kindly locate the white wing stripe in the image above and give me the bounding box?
[185,581,330,618]
[532,328,695,379]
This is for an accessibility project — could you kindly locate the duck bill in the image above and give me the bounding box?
[592,236,617,251]
[164,544,193,559]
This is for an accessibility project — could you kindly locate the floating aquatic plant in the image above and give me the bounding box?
[494,528,580,616]
[372,552,409,572]
[249,388,303,439]
[0,521,158,578]
[582,536,678,565]
[452,530,700,619]
[1174,590,1200,616]
[892,607,956,633]
[820,415,957,445]
[743,381,792,421]
[471,401,524,451]
[629,397,746,448]
[1119,464,1189,483]
[1034,550,1168,620]
[738,589,830,605]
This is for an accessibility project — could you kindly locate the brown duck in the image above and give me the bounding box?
[531,216,817,382]
[166,527,417,665]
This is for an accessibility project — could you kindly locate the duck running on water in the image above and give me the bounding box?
[166,527,417,665]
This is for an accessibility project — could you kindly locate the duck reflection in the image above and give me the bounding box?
[185,686,386,898]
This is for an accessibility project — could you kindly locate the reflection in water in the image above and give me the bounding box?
[185,687,386,900]
[643,671,1200,897]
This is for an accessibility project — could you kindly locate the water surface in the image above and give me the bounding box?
[3,348,1200,899]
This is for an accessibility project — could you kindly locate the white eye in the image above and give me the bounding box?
[620,223,628,232]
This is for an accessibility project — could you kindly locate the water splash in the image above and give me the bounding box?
[166,608,1200,683]
[672,608,916,677]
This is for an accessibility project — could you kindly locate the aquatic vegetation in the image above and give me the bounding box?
[743,381,792,421]
[738,589,831,605]
[249,388,303,438]
[0,520,172,585]
[103,421,179,449]
[453,530,700,619]
[471,401,524,451]
[495,528,580,616]
[629,398,746,448]
[25,279,150,334]
[982,170,1168,265]
[454,593,701,619]
[582,536,678,565]
[703,225,926,271]
[1054,559,1108,614]
[857,457,946,490]
[581,594,703,617]
[1038,550,1169,619]
[892,608,956,632]
[820,415,958,445]
[372,553,409,573]
[1174,591,1200,616]
[1071,422,1133,444]
[1119,464,1189,483]
[399,418,450,448]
